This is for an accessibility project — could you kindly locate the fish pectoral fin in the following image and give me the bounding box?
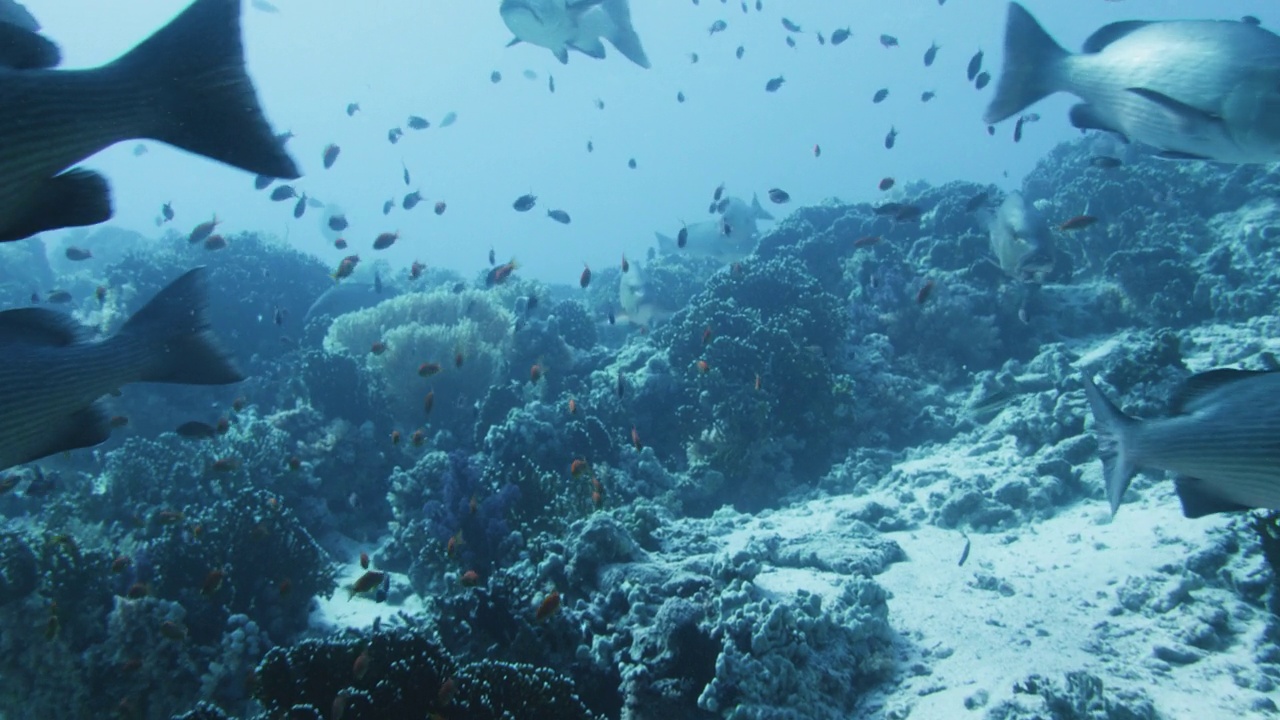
[506,36,522,47]
[571,38,607,59]
[33,405,112,464]
[1174,476,1254,519]
[0,169,112,243]
[1170,368,1273,414]
[554,47,570,64]
[1126,87,1224,130]
[1080,21,1152,53]
[0,22,60,69]
[1068,103,1129,141]
[1155,150,1212,161]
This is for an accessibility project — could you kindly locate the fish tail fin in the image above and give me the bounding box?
[1081,375,1140,516]
[982,2,1070,124]
[751,193,775,221]
[110,0,300,179]
[118,267,244,386]
[655,232,676,253]
[601,0,650,68]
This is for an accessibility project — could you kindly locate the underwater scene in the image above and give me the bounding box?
[2,0,1280,718]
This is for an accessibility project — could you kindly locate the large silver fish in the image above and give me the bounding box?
[655,194,774,264]
[0,0,300,243]
[0,267,242,471]
[617,260,673,328]
[500,0,650,68]
[1082,371,1280,518]
[985,2,1280,163]
[982,192,1055,283]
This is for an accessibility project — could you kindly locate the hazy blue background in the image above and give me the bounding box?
[26,0,1272,282]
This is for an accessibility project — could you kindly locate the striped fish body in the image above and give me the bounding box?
[0,267,242,471]
[0,0,299,243]
[0,336,147,470]
[1083,370,1280,518]
[985,3,1280,164]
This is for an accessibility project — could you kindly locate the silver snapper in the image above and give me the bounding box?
[982,192,1055,283]
[1082,370,1280,518]
[985,2,1280,163]
[500,0,650,68]
[0,267,242,471]
[655,194,774,264]
[0,0,299,243]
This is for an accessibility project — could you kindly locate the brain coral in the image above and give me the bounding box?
[323,288,515,430]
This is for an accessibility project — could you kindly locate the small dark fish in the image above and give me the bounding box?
[716,197,730,213]
[767,188,790,204]
[1013,116,1025,142]
[708,19,727,34]
[987,125,995,136]
[433,201,446,215]
[522,69,537,80]
[1242,15,1261,27]
[873,202,904,216]
[916,278,935,304]
[404,191,423,210]
[132,143,148,156]
[161,202,174,221]
[388,128,403,144]
[781,18,801,32]
[513,193,537,212]
[204,235,226,250]
[628,158,637,169]
[440,112,458,127]
[616,371,625,398]
[346,102,360,116]
[490,70,502,83]
[328,215,348,231]
[270,185,296,201]
[548,209,571,224]
[548,75,555,93]
[176,421,217,439]
[894,204,923,222]
[924,42,939,66]
[1090,156,1123,169]
[785,36,796,49]
[974,71,990,90]
[293,194,306,218]
[878,177,895,191]
[816,31,825,45]
[586,140,594,153]
[736,45,745,59]
[608,308,616,325]
[831,28,851,45]
[579,264,591,288]
[921,91,936,102]
[45,290,72,304]
[689,52,699,63]
[677,225,688,248]
[488,248,496,266]
[254,174,273,190]
[713,182,726,202]
[189,217,220,244]
[677,90,685,103]
[322,143,340,169]
[967,50,983,81]
[407,115,430,130]
[383,199,395,215]
[1058,215,1098,231]
[884,126,898,149]
[958,532,971,567]
[879,34,898,48]
[765,76,785,92]
[373,231,399,250]
[402,164,411,186]
[64,246,92,261]
[872,88,889,103]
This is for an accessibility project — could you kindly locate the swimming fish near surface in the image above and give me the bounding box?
[984,2,1280,163]
[0,267,242,471]
[1082,371,1280,518]
[500,0,650,68]
[0,0,300,243]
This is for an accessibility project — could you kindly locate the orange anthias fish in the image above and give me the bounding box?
[567,398,577,415]
[333,254,360,281]
[418,362,442,377]
[348,570,386,599]
[423,391,435,415]
[535,589,561,621]
[530,364,543,383]
[631,426,642,450]
[579,264,591,289]
[490,259,518,285]
[570,458,588,478]
[1058,215,1098,231]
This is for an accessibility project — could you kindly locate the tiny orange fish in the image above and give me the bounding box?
[126,582,149,599]
[754,373,762,391]
[232,396,247,412]
[853,235,882,248]
[348,570,386,598]
[535,589,561,621]
[334,238,348,250]
[570,458,588,478]
[696,360,709,373]
[373,231,400,250]
[530,364,542,383]
[286,455,301,471]
[411,428,426,446]
[390,430,401,445]
[95,285,107,305]
[111,555,131,573]
[579,263,591,289]
[438,677,457,706]
[1058,215,1098,231]
[460,570,481,587]
[491,259,518,285]
[567,398,577,415]
[360,552,370,570]
[109,415,129,429]
[159,620,187,641]
[278,578,292,596]
[631,426,642,451]
[418,362,442,377]
[371,341,388,355]
[424,391,435,415]
[701,326,712,345]
[454,351,464,368]
[202,568,224,596]
[410,260,426,280]
[216,417,230,434]
[353,648,371,680]
[204,235,227,251]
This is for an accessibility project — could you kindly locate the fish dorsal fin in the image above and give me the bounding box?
[1081,21,1152,53]
[0,21,59,69]
[0,307,86,347]
[1169,368,1271,414]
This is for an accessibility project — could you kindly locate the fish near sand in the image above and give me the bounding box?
[1082,371,1280,518]
[0,267,242,471]
[984,2,1280,163]
[500,0,651,68]
[0,0,300,243]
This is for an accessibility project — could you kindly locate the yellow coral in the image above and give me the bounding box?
[324,289,515,428]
